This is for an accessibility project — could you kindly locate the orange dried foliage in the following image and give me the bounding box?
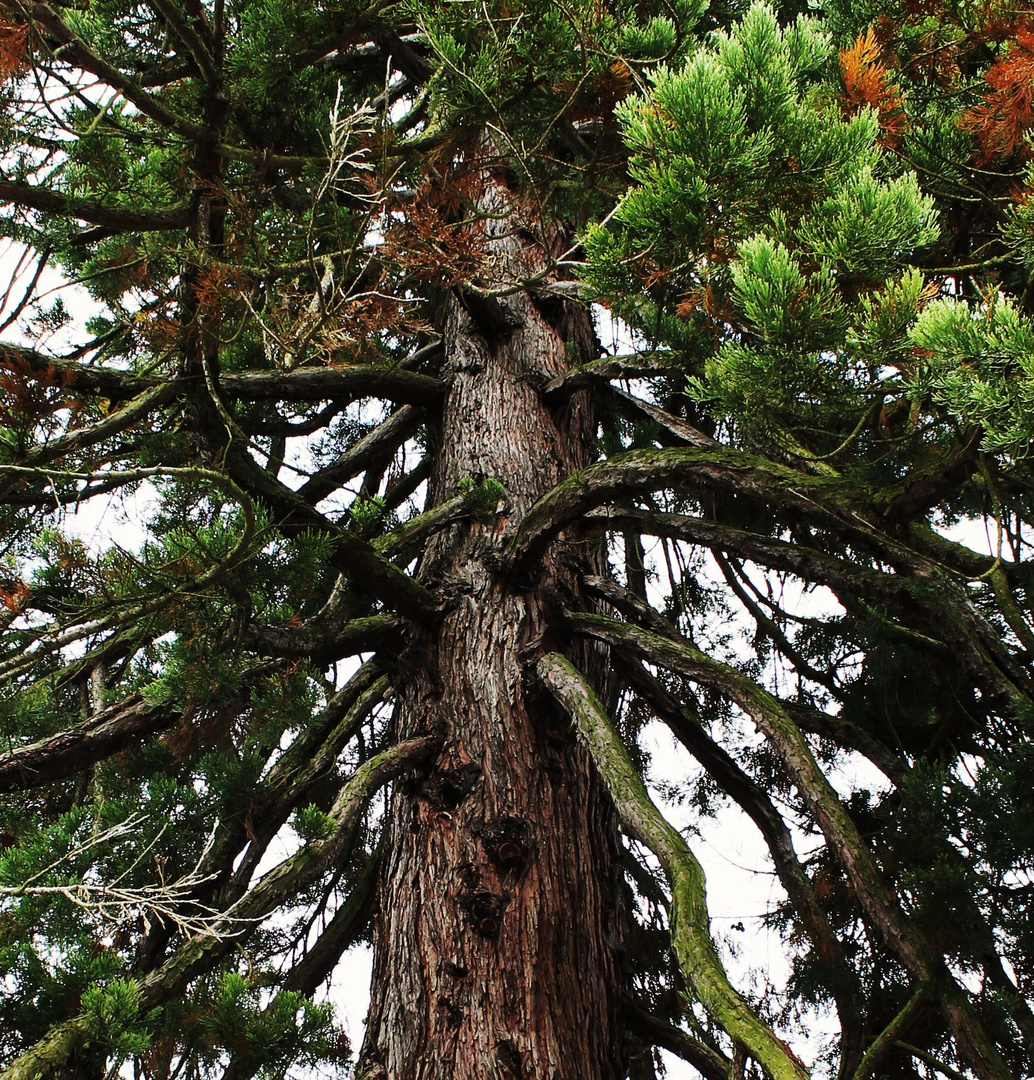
[674,294,698,319]
[555,60,634,123]
[0,16,27,80]
[959,26,1034,164]
[132,307,181,351]
[164,695,242,759]
[840,28,909,146]
[0,581,30,613]
[318,294,426,362]
[193,263,247,313]
[380,170,489,288]
[676,283,733,345]
[94,245,152,291]
[0,352,72,428]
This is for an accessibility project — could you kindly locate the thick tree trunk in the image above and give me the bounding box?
[360,175,628,1079]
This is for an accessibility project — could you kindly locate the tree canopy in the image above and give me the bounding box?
[0,0,1033,1077]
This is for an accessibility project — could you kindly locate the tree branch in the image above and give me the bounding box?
[542,352,688,396]
[220,365,446,406]
[536,652,811,1080]
[25,1,206,139]
[575,505,1030,709]
[508,445,852,570]
[146,0,219,85]
[0,177,192,232]
[0,382,177,481]
[851,986,927,1080]
[617,657,868,1072]
[0,342,157,399]
[563,611,1016,1080]
[0,734,438,1080]
[0,695,175,794]
[282,845,381,994]
[625,1005,732,1080]
[238,613,403,664]
[297,405,425,505]
[219,442,440,620]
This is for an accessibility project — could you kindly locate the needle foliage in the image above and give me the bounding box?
[0,0,1032,1077]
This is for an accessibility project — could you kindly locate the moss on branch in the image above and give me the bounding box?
[536,652,811,1080]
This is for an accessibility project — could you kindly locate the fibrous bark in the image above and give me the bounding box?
[360,172,627,1080]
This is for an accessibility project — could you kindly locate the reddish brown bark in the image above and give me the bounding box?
[359,176,628,1079]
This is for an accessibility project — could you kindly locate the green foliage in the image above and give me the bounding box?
[176,971,349,1077]
[911,294,1034,454]
[0,0,1033,1076]
[293,804,336,844]
[347,495,388,536]
[82,979,152,1060]
[587,1,948,456]
[458,474,505,521]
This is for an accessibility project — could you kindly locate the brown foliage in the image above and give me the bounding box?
[380,166,488,288]
[193,263,248,314]
[840,28,909,146]
[959,25,1034,164]
[0,15,27,80]
[0,351,72,432]
[0,580,30,613]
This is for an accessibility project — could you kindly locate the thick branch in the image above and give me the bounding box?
[581,508,908,608]
[852,987,927,1080]
[608,387,718,448]
[0,177,192,232]
[145,734,438,996]
[618,657,868,1073]
[221,365,446,406]
[0,734,438,1080]
[221,442,439,620]
[217,672,391,901]
[282,847,381,994]
[0,383,177,481]
[585,574,908,786]
[0,342,158,399]
[577,506,1029,707]
[238,613,403,664]
[297,406,425,505]
[0,695,175,794]
[625,1005,732,1080]
[1,350,447,408]
[542,352,688,396]
[516,452,1027,704]
[564,611,1015,1080]
[508,445,852,570]
[536,653,810,1080]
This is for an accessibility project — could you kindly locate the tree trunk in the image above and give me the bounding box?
[360,173,628,1079]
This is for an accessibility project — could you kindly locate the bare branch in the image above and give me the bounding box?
[1,815,252,940]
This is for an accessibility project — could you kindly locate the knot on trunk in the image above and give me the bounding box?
[459,888,510,937]
[474,814,534,872]
[421,761,482,810]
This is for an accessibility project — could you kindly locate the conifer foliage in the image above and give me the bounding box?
[0,0,1032,1077]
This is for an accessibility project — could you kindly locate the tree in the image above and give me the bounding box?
[0,0,1032,1076]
